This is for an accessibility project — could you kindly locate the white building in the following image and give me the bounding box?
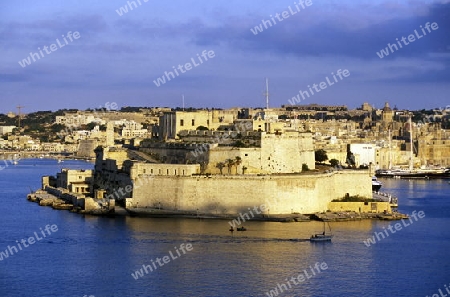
[349,144,376,167]
[0,126,16,135]
[121,129,149,138]
[56,114,103,127]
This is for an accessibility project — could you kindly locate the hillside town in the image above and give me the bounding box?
[2,102,449,169]
[15,102,449,219]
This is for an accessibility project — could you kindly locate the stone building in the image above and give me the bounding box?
[56,169,93,194]
[159,110,238,140]
[381,102,394,128]
[141,130,315,174]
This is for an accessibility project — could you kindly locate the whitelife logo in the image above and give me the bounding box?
[288,69,350,105]
[116,0,150,16]
[250,0,313,35]
[265,262,328,296]
[131,243,193,280]
[228,204,268,228]
[376,22,439,59]
[18,31,81,68]
[153,50,215,87]
[426,282,450,297]
[363,210,425,247]
[0,224,58,261]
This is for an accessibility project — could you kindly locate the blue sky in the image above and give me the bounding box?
[1,0,449,113]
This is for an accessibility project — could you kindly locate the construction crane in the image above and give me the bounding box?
[17,105,24,129]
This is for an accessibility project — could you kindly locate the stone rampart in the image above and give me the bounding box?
[129,170,372,215]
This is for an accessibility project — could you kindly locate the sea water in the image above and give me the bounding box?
[0,159,449,297]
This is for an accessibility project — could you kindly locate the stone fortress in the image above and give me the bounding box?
[33,101,448,218]
[38,109,376,218]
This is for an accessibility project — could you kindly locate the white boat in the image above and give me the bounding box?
[13,153,20,165]
[372,176,382,191]
[310,222,333,242]
[310,233,333,242]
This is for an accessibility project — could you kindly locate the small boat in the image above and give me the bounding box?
[372,176,382,192]
[310,222,333,242]
[375,168,450,179]
[13,153,19,165]
[310,233,333,242]
[237,226,246,231]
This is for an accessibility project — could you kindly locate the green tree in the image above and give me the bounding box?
[329,159,340,168]
[302,163,309,171]
[85,122,98,131]
[216,162,225,175]
[233,140,246,148]
[346,151,356,168]
[226,159,235,174]
[315,149,328,164]
[234,156,242,174]
[51,124,66,133]
[242,166,248,174]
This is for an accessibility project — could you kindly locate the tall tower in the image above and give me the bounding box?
[106,122,114,147]
[382,102,394,124]
[16,105,24,129]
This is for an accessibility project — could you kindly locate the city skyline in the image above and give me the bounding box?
[1,0,449,114]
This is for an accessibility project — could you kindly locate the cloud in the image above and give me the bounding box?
[186,2,450,61]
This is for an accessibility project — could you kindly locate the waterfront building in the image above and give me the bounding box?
[0,126,16,135]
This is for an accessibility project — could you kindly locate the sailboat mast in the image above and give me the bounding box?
[409,116,413,171]
[388,129,392,169]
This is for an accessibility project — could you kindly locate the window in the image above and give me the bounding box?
[192,119,195,126]
[180,119,184,126]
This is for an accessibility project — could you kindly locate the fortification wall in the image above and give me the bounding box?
[77,140,98,158]
[260,132,315,173]
[130,170,372,214]
[328,201,392,213]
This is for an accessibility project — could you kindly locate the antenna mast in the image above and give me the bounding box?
[182,94,185,111]
[409,116,414,171]
[264,78,269,109]
[16,105,24,129]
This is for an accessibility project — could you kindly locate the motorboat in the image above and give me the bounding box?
[372,176,382,191]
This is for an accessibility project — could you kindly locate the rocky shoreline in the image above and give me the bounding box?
[27,190,408,221]
[27,190,113,215]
